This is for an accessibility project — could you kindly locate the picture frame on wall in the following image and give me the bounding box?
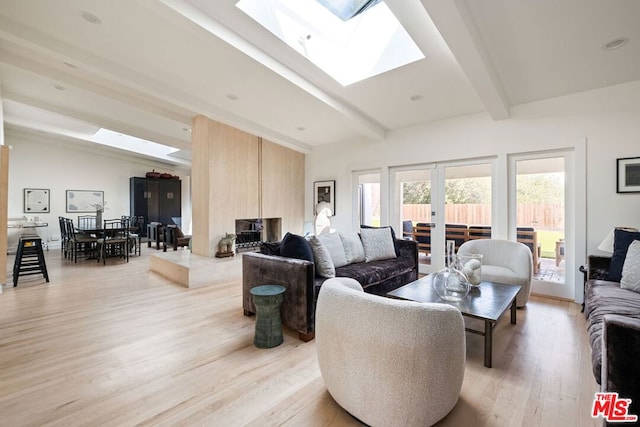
[66,190,104,213]
[617,157,640,193]
[313,180,335,216]
[24,188,50,213]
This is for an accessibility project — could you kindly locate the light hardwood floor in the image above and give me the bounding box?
[1,249,599,426]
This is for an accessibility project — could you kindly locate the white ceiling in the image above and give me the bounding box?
[1,0,639,165]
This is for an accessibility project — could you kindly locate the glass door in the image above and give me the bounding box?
[514,154,570,299]
[390,165,436,274]
[443,162,493,253]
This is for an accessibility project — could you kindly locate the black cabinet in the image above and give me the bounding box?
[130,177,181,236]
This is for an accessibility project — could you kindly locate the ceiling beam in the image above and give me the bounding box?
[0,17,314,154]
[414,0,510,120]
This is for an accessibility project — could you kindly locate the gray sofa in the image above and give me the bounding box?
[583,255,640,420]
[242,238,418,341]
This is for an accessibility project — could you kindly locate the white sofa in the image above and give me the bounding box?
[315,277,465,427]
[458,239,533,307]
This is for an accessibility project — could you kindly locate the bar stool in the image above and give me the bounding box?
[13,234,49,287]
[250,285,286,348]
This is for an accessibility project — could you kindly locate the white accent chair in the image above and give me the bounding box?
[458,239,533,307]
[315,277,465,427]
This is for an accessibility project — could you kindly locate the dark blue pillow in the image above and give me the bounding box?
[606,229,640,282]
[280,232,314,262]
[260,241,282,256]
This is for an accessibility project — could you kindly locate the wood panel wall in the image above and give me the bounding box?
[0,145,8,282]
[191,116,304,257]
[261,139,305,238]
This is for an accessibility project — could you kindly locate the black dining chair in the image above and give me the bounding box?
[121,215,143,256]
[97,219,129,264]
[66,218,98,263]
[77,215,97,232]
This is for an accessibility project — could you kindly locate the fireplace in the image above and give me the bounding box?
[235,218,281,251]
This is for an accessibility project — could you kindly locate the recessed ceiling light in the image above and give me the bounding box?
[410,95,423,101]
[81,11,102,25]
[182,127,192,132]
[54,84,65,91]
[63,61,77,68]
[296,126,306,131]
[603,37,629,51]
[226,94,239,100]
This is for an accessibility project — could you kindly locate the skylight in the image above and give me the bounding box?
[91,129,181,161]
[236,0,425,86]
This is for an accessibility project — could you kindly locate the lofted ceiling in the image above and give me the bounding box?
[1,0,639,166]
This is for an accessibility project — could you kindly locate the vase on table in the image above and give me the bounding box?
[96,210,103,229]
[433,240,470,302]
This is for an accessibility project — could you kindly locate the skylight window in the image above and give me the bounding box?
[91,129,181,161]
[237,0,425,86]
[315,0,382,21]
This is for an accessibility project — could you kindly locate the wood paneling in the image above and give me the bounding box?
[261,139,305,238]
[193,116,260,256]
[0,145,8,282]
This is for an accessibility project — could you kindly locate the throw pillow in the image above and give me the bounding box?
[621,240,640,292]
[260,241,282,256]
[360,225,400,256]
[339,231,366,264]
[309,236,336,278]
[280,232,314,262]
[317,232,348,268]
[606,229,640,282]
[360,227,397,262]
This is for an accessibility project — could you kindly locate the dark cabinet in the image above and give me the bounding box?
[130,177,181,236]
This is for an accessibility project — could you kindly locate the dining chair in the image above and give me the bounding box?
[58,216,68,259]
[66,218,98,263]
[121,215,143,256]
[97,219,129,264]
[77,215,97,231]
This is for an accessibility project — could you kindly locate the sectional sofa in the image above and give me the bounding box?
[583,232,640,419]
[242,230,418,341]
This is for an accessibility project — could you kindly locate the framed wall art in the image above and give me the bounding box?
[24,188,50,213]
[313,180,335,216]
[617,157,640,193]
[66,190,104,213]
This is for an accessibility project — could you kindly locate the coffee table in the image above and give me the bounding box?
[387,275,521,368]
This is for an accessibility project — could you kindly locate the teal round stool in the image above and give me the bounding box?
[250,285,286,348]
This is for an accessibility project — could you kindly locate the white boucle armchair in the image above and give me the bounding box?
[458,239,533,307]
[315,277,465,427]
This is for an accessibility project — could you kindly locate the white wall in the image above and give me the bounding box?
[6,129,190,247]
[306,80,640,300]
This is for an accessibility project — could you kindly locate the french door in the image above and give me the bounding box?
[391,159,494,275]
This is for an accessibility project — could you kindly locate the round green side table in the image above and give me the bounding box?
[250,285,286,348]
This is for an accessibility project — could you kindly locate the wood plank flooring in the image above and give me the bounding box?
[1,249,599,426]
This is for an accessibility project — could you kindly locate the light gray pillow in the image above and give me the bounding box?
[339,231,365,264]
[360,227,397,262]
[621,240,640,292]
[317,232,348,268]
[309,236,335,278]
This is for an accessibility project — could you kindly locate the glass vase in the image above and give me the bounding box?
[433,241,470,302]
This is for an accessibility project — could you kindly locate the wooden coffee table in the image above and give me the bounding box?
[388,275,521,368]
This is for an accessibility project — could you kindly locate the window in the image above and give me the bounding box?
[237,0,424,85]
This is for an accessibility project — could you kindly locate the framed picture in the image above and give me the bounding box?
[24,188,50,213]
[617,157,640,193]
[314,180,335,216]
[66,190,104,213]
